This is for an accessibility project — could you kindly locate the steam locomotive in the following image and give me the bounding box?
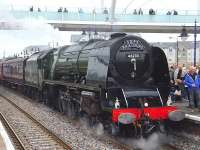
[0,33,185,136]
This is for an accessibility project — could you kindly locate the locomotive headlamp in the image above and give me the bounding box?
[131,72,136,78]
[130,58,137,79]
[115,97,120,109]
[131,58,136,64]
[169,110,185,121]
[144,102,148,107]
[118,113,136,124]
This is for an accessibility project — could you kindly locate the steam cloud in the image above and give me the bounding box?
[135,133,162,150]
[120,133,169,150]
[0,2,72,58]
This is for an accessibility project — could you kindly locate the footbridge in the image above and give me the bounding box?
[1,9,200,33]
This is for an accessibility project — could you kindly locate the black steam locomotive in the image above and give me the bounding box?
[0,33,184,136]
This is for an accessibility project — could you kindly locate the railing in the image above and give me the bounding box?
[7,10,200,23]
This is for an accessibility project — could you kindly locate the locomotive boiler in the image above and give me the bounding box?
[0,33,185,137]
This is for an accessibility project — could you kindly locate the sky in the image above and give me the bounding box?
[0,0,200,58]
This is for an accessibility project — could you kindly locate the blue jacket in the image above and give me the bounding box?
[184,73,200,89]
[196,75,200,88]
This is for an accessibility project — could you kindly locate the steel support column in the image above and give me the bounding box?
[194,20,197,67]
[110,0,117,23]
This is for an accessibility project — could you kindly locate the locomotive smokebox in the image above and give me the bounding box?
[118,113,136,124]
[169,110,185,121]
[110,34,153,85]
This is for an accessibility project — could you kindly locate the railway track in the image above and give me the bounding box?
[0,112,26,150]
[0,94,72,150]
[0,87,187,150]
[162,143,182,150]
[2,87,135,150]
[100,134,133,150]
[169,130,200,149]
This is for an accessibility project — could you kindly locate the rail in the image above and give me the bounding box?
[1,87,134,150]
[0,94,72,150]
[6,10,200,24]
[0,112,26,150]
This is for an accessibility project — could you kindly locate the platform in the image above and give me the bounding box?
[0,121,15,150]
[0,134,6,150]
[173,100,200,122]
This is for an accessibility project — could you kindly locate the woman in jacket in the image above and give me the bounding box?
[184,66,199,108]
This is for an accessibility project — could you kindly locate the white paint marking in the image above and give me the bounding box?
[185,114,200,122]
[0,121,15,150]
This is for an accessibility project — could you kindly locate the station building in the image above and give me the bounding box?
[153,41,200,67]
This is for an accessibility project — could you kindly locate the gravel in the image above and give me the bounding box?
[0,86,123,150]
[167,130,200,150]
[2,86,200,150]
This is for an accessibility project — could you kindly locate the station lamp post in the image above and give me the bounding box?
[176,36,179,66]
[194,20,197,67]
[176,26,188,66]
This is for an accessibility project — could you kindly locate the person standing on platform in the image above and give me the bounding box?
[103,8,108,14]
[169,65,176,102]
[169,65,175,84]
[138,8,143,15]
[64,8,68,13]
[174,64,184,101]
[184,66,199,109]
[133,9,137,15]
[195,66,200,110]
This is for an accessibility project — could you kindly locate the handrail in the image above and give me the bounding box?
[6,10,200,24]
